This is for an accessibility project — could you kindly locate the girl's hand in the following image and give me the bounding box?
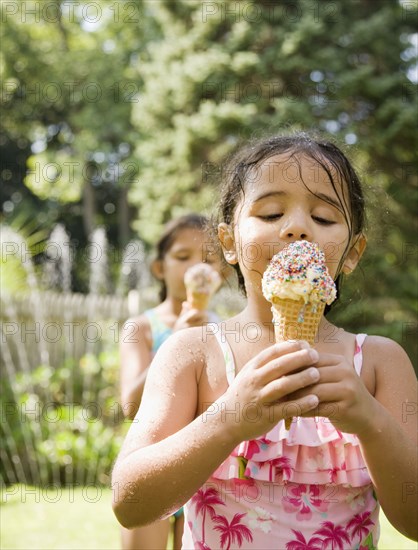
[294,352,377,435]
[173,302,209,331]
[219,341,320,443]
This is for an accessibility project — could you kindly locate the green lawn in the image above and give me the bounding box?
[1,486,416,549]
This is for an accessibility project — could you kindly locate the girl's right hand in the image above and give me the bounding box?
[219,340,320,443]
[173,302,209,331]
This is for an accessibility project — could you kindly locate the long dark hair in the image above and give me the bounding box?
[217,131,366,313]
[154,214,209,302]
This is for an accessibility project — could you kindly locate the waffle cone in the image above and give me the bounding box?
[187,290,210,310]
[271,298,325,346]
[271,298,324,431]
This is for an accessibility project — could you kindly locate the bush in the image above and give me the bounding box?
[1,347,129,486]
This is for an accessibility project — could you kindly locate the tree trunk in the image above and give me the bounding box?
[118,185,130,248]
[82,178,96,238]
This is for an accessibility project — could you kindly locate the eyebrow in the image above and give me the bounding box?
[253,190,342,210]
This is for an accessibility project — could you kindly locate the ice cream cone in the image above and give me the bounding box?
[184,263,222,311]
[262,241,337,432]
[271,298,324,430]
[271,298,325,346]
[187,290,210,311]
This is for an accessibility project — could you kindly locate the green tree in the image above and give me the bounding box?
[128,0,417,366]
[1,0,416,364]
[1,0,157,248]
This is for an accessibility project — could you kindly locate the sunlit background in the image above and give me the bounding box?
[1,0,417,548]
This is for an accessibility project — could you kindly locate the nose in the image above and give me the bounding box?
[279,211,310,241]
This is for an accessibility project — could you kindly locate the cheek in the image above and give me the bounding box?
[165,259,187,280]
[323,240,349,277]
[235,220,273,270]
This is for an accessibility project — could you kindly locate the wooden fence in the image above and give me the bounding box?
[0,284,244,373]
[0,285,244,485]
[0,289,153,373]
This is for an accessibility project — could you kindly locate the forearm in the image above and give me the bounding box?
[358,401,417,540]
[112,404,239,529]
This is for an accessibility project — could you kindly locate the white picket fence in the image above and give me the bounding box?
[0,284,244,373]
[0,289,153,373]
[0,285,245,485]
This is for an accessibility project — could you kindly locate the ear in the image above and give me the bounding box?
[151,259,164,280]
[218,223,238,265]
[342,234,367,274]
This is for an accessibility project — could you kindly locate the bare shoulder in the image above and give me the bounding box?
[130,327,214,445]
[121,313,150,331]
[120,314,151,348]
[362,335,417,425]
[362,335,415,377]
[152,325,215,381]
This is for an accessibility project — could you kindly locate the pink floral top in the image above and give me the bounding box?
[182,333,379,550]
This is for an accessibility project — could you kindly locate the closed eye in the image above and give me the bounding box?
[312,216,335,225]
[258,214,283,221]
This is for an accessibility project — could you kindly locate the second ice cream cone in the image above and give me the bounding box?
[187,290,210,311]
[184,263,222,311]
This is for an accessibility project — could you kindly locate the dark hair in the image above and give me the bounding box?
[154,214,209,302]
[218,131,366,313]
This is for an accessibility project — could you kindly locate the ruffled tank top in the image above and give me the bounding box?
[182,332,379,550]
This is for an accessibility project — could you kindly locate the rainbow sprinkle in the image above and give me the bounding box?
[262,241,337,305]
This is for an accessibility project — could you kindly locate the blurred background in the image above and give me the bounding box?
[1,0,417,548]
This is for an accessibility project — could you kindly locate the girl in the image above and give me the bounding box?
[119,214,223,550]
[113,134,417,549]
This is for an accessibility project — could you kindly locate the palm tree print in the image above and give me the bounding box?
[346,512,374,543]
[313,521,350,549]
[192,487,225,546]
[213,512,253,550]
[285,529,322,550]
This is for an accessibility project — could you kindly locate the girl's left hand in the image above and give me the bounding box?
[291,352,378,435]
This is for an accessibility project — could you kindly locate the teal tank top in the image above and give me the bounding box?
[143,309,173,356]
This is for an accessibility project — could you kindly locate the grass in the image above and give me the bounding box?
[1,486,416,549]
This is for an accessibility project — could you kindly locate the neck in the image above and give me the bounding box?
[239,290,276,343]
[158,296,184,317]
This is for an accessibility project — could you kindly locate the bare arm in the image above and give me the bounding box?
[112,335,320,529]
[119,317,152,419]
[357,337,417,540]
[119,308,216,419]
[113,329,237,528]
[298,337,417,540]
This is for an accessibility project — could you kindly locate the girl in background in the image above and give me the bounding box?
[119,214,223,550]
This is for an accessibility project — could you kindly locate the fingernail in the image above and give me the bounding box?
[308,395,319,407]
[309,349,319,362]
[308,367,320,381]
